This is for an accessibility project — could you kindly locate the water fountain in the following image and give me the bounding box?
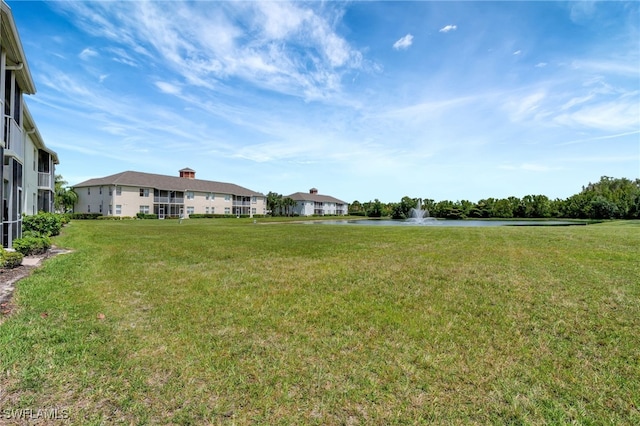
[407,199,434,224]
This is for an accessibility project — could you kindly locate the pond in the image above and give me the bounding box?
[304,219,588,227]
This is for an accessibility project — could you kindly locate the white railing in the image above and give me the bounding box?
[38,172,52,189]
[4,116,22,155]
[154,196,184,204]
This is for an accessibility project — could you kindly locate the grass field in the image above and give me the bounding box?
[1,219,639,425]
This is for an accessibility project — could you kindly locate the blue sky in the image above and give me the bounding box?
[8,0,640,203]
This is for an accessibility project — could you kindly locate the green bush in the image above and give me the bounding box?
[0,248,23,269]
[23,212,64,236]
[136,213,158,219]
[12,235,52,256]
[69,213,103,220]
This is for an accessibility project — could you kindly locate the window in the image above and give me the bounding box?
[116,205,122,215]
[224,194,231,201]
[205,207,209,214]
[252,208,256,215]
[139,205,150,214]
[206,193,215,200]
[109,205,112,215]
[252,196,257,204]
[99,186,102,195]
[116,187,122,196]
[109,187,113,196]
[88,205,91,212]
[99,204,103,213]
[140,188,149,197]
[186,191,194,200]
[224,207,230,214]
[88,187,90,195]
[187,206,194,214]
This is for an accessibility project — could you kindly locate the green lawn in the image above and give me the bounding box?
[1,219,639,424]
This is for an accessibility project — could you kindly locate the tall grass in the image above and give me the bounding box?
[1,219,639,424]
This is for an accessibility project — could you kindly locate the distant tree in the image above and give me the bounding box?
[457,200,474,218]
[583,176,640,218]
[282,197,296,216]
[366,199,385,217]
[473,199,494,218]
[590,195,619,219]
[54,175,78,213]
[420,198,436,217]
[492,198,513,218]
[266,191,282,216]
[349,200,363,214]
[391,196,417,219]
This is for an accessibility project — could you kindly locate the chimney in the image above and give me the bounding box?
[309,188,318,194]
[179,168,196,179]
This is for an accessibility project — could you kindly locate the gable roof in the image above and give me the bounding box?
[286,191,348,205]
[73,171,264,197]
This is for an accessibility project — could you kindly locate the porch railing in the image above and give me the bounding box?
[38,172,53,189]
[154,196,184,204]
[3,116,22,155]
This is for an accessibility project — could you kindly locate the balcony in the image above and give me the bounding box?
[3,116,23,157]
[38,172,53,189]
[154,196,184,204]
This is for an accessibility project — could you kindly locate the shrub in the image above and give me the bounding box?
[136,213,158,219]
[23,212,63,236]
[69,213,103,220]
[0,248,23,269]
[12,235,52,256]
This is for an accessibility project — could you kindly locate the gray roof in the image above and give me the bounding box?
[73,171,264,197]
[287,192,348,205]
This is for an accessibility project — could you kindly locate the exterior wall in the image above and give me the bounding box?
[75,184,267,218]
[22,132,56,215]
[23,141,37,215]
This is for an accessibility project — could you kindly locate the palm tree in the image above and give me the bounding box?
[54,174,78,213]
[283,197,296,216]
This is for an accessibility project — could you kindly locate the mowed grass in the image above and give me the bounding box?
[1,219,639,425]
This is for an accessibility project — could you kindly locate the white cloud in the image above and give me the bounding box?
[513,50,522,56]
[554,99,640,131]
[499,163,555,172]
[505,91,546,122]
[55,1,364,101]
[79,47,98,60]
[155,81,182,95]
[393,34,413,50]
[439,25,457,33]
[535,62,547,68]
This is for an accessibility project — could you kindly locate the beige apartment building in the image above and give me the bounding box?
[73,168,266,218]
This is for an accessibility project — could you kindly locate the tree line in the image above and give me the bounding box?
[348,176,640,220]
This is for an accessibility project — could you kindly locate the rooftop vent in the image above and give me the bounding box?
[309,188,318,194]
